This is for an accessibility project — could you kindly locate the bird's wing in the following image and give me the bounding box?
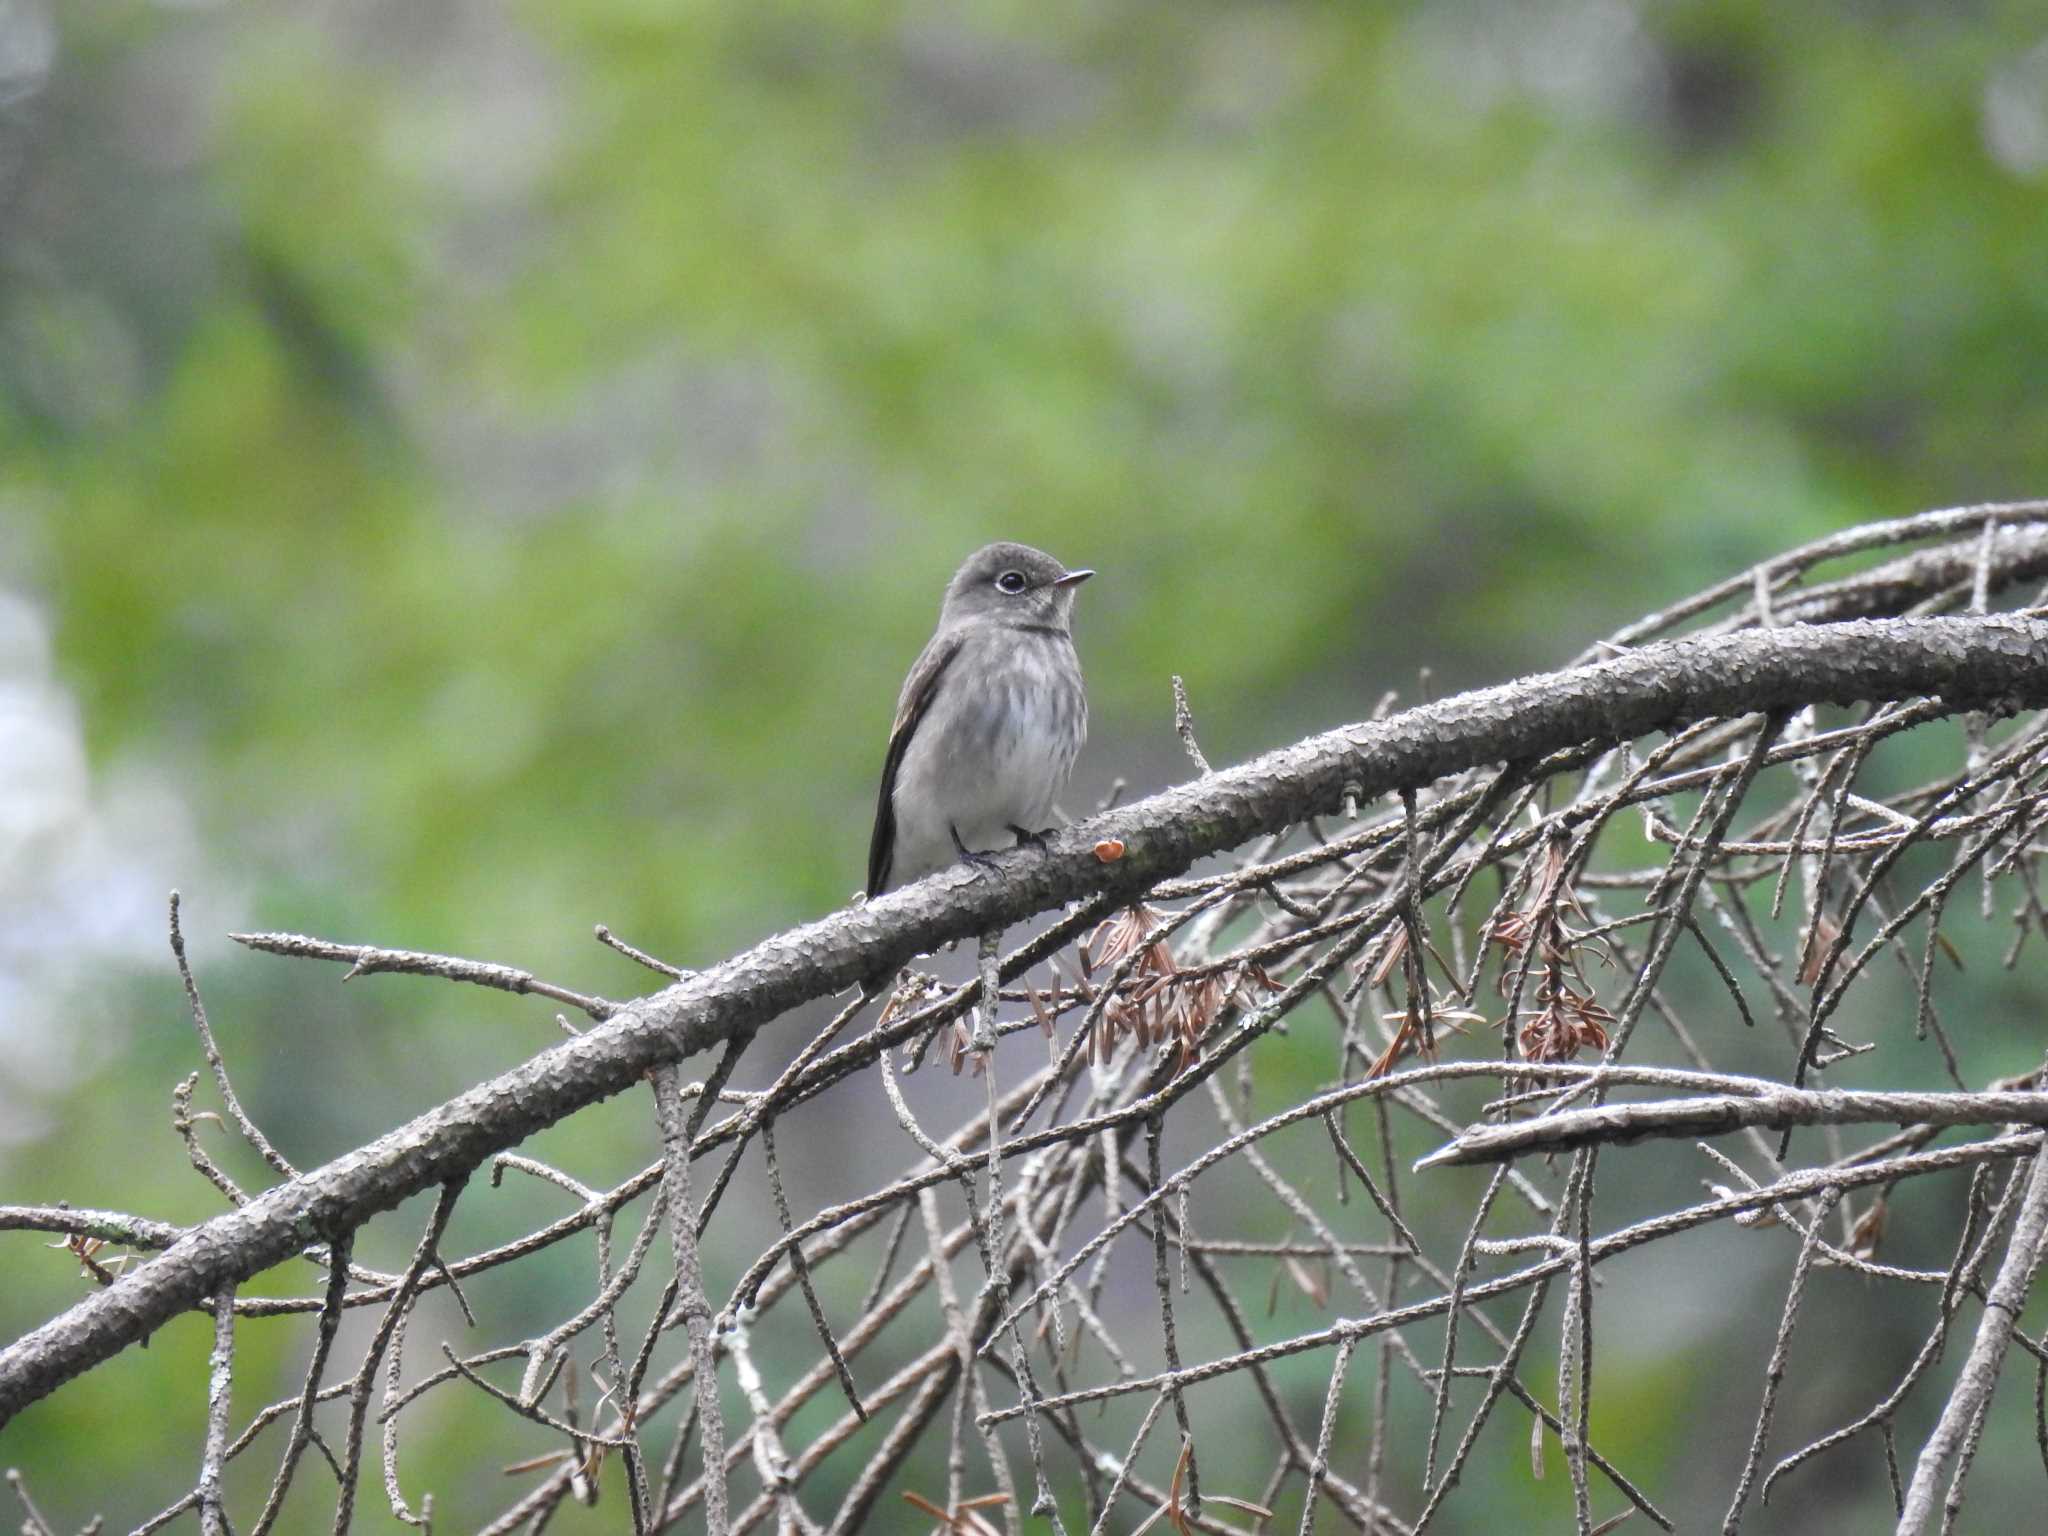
[867,632,965,898]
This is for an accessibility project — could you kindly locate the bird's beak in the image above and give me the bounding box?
[1053,569,1095,588]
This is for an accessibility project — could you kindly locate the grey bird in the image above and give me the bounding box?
[866,542,1093,898]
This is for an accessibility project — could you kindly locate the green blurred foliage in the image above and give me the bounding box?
[4,0,2048,1527]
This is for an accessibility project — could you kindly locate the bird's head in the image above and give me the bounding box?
[938,542,1094,633]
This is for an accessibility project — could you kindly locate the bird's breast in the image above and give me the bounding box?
[891,633,1086,857]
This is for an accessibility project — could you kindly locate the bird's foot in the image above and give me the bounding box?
[950,824,1005,876]
[1006,823,1056,852]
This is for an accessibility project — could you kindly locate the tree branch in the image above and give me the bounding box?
[1416,1087,2048,1168]
[1896,1143,2048,1533]
[7,614,2048,1427]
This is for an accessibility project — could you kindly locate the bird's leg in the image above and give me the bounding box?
[1005,823,1056,851]
[950,823,1004,875]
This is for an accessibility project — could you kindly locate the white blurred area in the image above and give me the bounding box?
[0,0,54,112]
[1984,38,2048,179]
[0,584,219,1147]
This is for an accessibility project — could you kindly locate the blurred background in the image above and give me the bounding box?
[4,0,2048,1527]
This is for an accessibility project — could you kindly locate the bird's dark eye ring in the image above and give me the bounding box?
[995,570,1028,594]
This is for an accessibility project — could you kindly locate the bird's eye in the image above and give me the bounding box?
[995,570,1028,594]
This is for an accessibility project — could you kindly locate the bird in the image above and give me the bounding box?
[866,542,1093,898]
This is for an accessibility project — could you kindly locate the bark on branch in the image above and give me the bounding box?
[5,613,2048,1426]
[1416,1087,2048,1169]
